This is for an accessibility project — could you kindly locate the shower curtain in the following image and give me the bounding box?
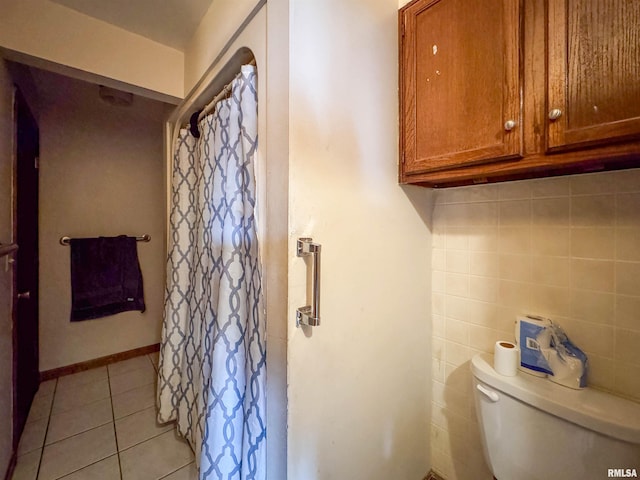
[157,64,266,480]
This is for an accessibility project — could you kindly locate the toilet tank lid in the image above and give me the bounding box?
[471,353,640,445]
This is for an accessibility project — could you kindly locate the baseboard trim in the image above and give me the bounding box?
[40,343,160,381]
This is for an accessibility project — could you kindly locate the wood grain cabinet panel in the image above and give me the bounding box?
[400,0,522,177]
[547,0,640,151]
[400,0,640,187]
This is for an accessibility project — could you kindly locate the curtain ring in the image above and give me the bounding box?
[189,110,203,138]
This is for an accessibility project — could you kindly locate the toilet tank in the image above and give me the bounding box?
[471,353,640,480]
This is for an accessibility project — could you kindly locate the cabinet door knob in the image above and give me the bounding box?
[548,108,563,120]
[504,120,517,131]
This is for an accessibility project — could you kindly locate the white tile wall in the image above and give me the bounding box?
[430,169,640,480]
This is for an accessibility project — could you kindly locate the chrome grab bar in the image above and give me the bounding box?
[296,237,321,327]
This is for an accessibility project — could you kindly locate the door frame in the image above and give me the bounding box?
[11,86,40,453]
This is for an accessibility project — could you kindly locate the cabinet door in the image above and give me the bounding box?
[547,0,640,151]
[400,0,522,176]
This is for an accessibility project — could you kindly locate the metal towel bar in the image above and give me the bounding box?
[296,237,321,327]
[59,234,151,246]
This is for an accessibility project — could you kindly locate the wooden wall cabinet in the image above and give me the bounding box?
[400,0,640,187]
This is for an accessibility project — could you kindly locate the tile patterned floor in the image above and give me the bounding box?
[12,353,197,480]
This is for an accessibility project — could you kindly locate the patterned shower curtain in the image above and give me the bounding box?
[157,64,266,480]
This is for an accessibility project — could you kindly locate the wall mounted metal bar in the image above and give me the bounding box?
[296,237,321,327]
[59,234,151,246]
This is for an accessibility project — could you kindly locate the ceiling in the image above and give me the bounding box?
[48,0,215,51]
[28,66,176,119]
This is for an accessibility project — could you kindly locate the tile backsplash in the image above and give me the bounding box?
[430,169,640,480]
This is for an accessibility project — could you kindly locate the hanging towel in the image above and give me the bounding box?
[69,235,145,321]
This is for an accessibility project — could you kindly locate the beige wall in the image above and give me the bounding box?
[0,0,183,102]
[287,1,432,478]
[430,169,640,479]
[264,2,289,478]
[0,57,15,479]
[183,0,262,93]
[38,72,168,370]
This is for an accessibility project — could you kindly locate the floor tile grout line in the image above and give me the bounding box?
[112,403,160,423]
[55,367,110,389]
[118,427,178,454]
[35,401,117,476]
[107,364,124,480]
[34,425,118,480]
[109,364,157,381]
[44,417,114,448]
[34,377,58,480]
[44,382,124,480]
[108,356,158,378]
[52,454,119,480]
[16,419,48,458]
[48,392,112,419]
[24,420,119,478]
[26,381,57,425]
[111,382,158,421]
[47,453,116,480]
[24,399,53,426]
[157,460,194,480]
[54,375,110,394]
[55,377,109,393]
[48,392,111,415]
[109,377,157,397]
[14,354,161,480]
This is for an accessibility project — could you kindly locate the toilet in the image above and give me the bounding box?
[471,353,640,480]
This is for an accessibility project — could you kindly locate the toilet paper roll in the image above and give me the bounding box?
[494,341,519,376]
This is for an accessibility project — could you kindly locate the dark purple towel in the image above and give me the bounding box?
[69,236,145,321]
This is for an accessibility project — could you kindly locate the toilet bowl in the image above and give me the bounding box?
[471,353,640,480]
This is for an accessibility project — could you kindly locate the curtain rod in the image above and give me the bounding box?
[59,234,151,246]
[198,58,256,122]
[186,59,256,136]
[197,80,234,122]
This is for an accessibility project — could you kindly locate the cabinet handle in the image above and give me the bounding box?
[548,108,563,120]
[504,120,517,131]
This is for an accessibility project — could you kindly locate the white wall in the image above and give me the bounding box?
[0,0,183,102]
[0,57,15,479]
[38,72,168,370]
[287,1,432,478]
